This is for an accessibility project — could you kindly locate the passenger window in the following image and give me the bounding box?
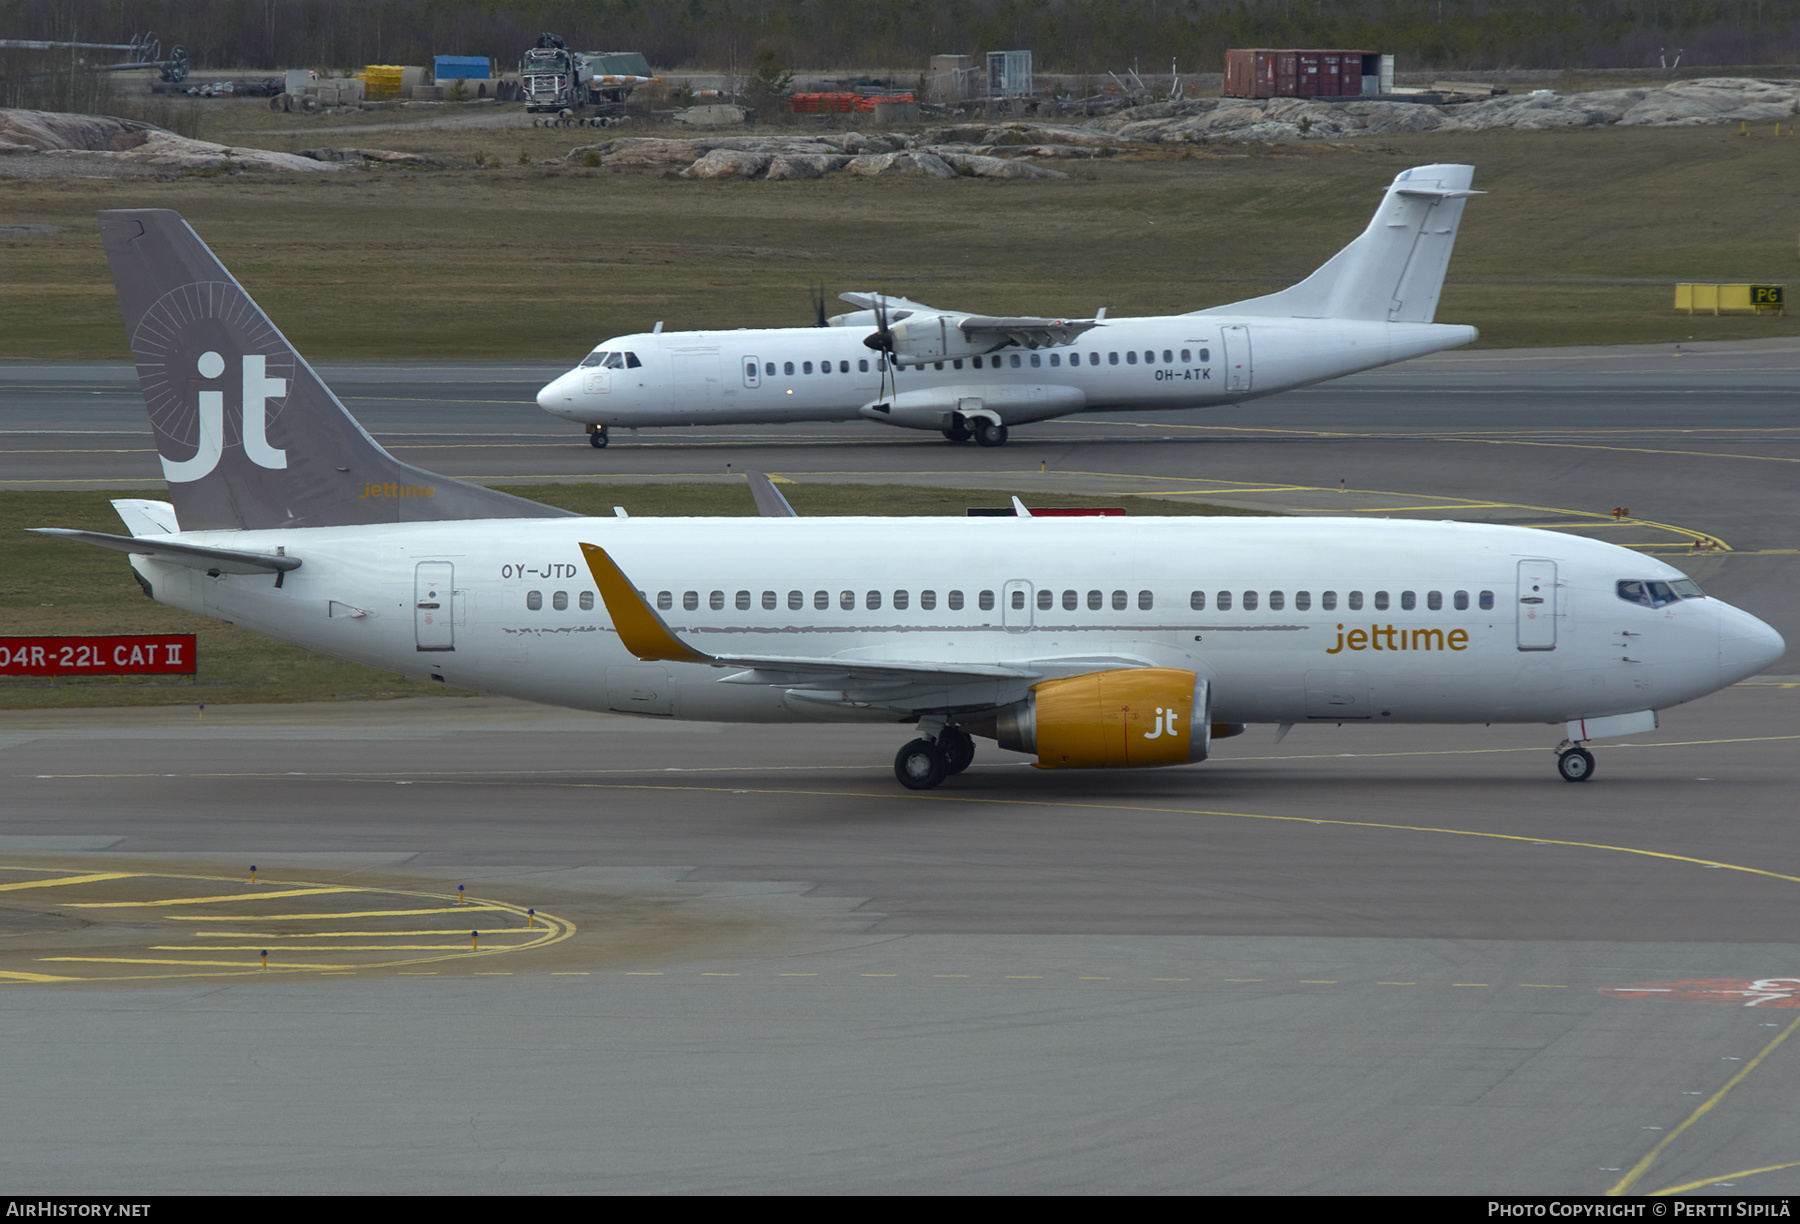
[840,360,850,374]
[788,590,803,610]
[1348,591,1364,611]
[893,590,909,610]
[657,591,673,610]
[1145,351,1155,364]
[1217,591,1233,611]
[803,362,813,375]
[953,360,963,370]
[840,590,855,610]
[1479,590,1495,610]
[858,359,869,373]
[1180,349,1191,363]
[1269,590,1285,611]
[972,357,983,369]
[1200,348,1210,362]
[814,590,829,610]
[1162,350,1172,364]
[1049,354,1061,367]
[1062,589,1077,611]
[1243,591,1259,611]
[683,591,699,611]
[866,590,882,610]
[1427,591,1442,611]
[920,590,936,610]
[736,590,751,611]
[1321,591,1337,611]
[979,590,996,611]
[935,362,944,371]
[948,590,964,611]
[553,590,568,611]
[1109,352,1119,365]
[765,362,775,376]
[1295,591,1311,611]
[1454,590,1470,611]
[784,362,794,375]
[1112,589,1127,610]
[1090,352,1101,366]
[1374,591,1389,611]
[1036,589,1052,611]
[580,591,595,611]
[1012,590,1027,610]
[710,591,725,611]
[1400,591,1415,611]
[1089,589,1103,610]
[1190,590,1206,611]
[1126,351,1138,365]
[527,590,543,611]
[762,591,776,610]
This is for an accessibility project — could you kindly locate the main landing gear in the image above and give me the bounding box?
[1555,741,1597,783]
[940,414,1008,447]
[893,726,976,790]
[587,425,609,449]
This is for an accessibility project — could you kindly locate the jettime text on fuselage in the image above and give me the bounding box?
[1327,624,1472,654]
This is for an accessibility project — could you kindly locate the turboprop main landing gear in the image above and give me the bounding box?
[587,424,609,449]
[942,417,972,443]
[1555,741,1596,783]
[894,728,976,789]
[973,418,1009,448]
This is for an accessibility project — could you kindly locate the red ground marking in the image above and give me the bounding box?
[1599,977,1800,1008]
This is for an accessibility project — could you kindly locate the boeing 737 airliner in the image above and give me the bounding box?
[38,208,1783,790]
[538,164,1482,448]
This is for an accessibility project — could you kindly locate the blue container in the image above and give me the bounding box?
[433,56,491,81]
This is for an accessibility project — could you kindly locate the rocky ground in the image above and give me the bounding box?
[5,78,1798,181]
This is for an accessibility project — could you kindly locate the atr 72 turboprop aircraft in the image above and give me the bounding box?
[538,163,1482,449]
[39,209,1783,790]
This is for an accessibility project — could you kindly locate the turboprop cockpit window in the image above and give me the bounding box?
[1618,579,1701,608]
[579,350,607,368]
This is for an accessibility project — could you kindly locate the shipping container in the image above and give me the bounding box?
[1225,49,1382,99]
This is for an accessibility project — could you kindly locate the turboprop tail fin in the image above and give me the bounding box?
[97,209,572,531]
[1196,164,1479,324]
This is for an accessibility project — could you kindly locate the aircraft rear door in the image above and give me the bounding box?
[1517,559,1557,651]
[415,561,455,652]
[1222,325,1252,392]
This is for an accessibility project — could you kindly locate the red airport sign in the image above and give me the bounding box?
[0,635,196,677]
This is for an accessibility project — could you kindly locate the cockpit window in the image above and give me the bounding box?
[579,350,607,368]
[578,350,640,370]
[1618,578,1703,608]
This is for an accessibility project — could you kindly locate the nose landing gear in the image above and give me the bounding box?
[1555,742,1596,782]
[587,424,609,449]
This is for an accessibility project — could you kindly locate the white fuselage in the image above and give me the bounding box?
[535,316,1477,429]
[129,516,1780,730]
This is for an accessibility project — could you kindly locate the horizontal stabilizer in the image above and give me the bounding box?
[30,528,301,574]
[747,471,798,518]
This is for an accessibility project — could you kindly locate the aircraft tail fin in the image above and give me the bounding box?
[1196,164,1479,324]
[96,209,573,531]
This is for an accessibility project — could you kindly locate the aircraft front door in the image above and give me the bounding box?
[1222,325,1252,392]
[1003,580,1033,633]
[1516,559,1558,651]
[415,561,455,652]
[672,351,720,415]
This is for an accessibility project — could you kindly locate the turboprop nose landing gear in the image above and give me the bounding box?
[1555,741,1596,782]
[586,424,609,449]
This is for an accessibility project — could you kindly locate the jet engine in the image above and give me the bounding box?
[985,668,1212,769]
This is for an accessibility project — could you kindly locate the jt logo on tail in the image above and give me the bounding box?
[160,352,288,482]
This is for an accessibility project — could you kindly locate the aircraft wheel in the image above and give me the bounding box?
[894,739,948,790]
[588,426,609,449]
[1556,746,1596,783]
[939,728,975,776]
[942,417,972,443]
[973,419,1008,447]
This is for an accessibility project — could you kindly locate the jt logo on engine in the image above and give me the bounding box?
[160,351,288,482]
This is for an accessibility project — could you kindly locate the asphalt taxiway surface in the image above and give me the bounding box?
[2,342,1799,1194]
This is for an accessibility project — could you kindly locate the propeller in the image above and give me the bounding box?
[808,284,828,328]
[861,294,900,402]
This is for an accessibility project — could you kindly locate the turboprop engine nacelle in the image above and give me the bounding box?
[989,668,1212,769]
[885,316,996,363]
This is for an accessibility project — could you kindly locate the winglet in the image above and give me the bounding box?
[579,543,711,664]
[747,471,798,518]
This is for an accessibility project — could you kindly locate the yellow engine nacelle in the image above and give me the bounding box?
[994,668,1211,769]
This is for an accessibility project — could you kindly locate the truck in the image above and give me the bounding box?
[517,34,656,121]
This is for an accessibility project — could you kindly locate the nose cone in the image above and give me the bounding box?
[1719,602,1786,684]
[537,372,575,419]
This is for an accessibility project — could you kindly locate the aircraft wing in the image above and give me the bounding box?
[581,542,1037,687]
[836,291,951,318]
[953,315,1099,349]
